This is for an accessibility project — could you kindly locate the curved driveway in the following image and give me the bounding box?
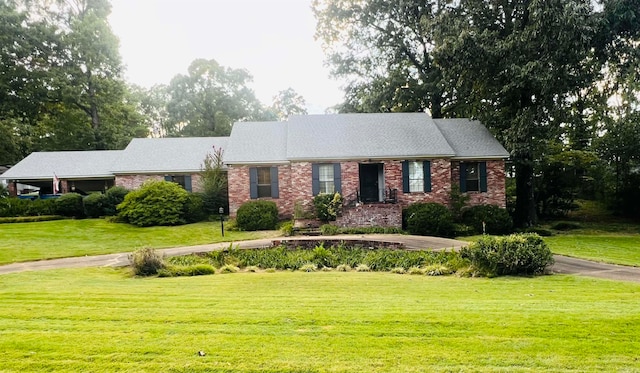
[1,234,639,282]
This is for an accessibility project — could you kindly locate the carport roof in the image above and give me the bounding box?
[0,151,122,181]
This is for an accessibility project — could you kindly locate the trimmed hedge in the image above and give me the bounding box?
[236,200,279,231]
[55,193,84,218]
[83,193,109,218]
[460,233,554,276]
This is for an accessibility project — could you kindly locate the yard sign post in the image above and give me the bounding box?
[219,207,225,237]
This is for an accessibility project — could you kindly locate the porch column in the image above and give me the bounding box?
[60,180,70,194]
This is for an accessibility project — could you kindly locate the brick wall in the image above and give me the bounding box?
[227,158,508,220]
[115,173,205,193]
[335,203,402,228]
[450,160,506,208]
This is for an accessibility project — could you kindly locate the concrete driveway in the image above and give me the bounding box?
[1,234,639,282]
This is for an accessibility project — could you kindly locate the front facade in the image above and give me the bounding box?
[224,113,510,227]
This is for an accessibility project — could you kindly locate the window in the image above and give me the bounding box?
[465,163,480,192]
[318,164,335,194]
[250,167,279,199]
[164,175,192,192]
[257,167,272,198]
[460,162,487,193]
[408,161,424,193]
[402,160,431,193]
[312,163,342,196]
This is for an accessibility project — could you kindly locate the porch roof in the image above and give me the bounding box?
[0,150,122,181]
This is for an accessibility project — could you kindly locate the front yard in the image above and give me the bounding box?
[0,268,638,372]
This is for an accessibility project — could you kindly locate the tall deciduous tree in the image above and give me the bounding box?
[313,0,452,117]
[434,0,598,226]
[165,59,266,137]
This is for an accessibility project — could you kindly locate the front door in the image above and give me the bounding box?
[359,163,382,203]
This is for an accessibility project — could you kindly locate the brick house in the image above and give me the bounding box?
[224,113,509,228]
[1,137,226,196]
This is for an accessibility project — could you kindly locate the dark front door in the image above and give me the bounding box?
[359,163,381,203]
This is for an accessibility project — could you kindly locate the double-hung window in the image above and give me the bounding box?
[460,162,487,192]
[402,160,431,193]
[250,167,279,199]
[312,163,342,195]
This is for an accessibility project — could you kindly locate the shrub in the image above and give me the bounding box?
[424,264,451,276]
[355,264,371,272]
[104,186,129,216]
[0,215,64,224]
[460,233,555,277]
[313,193,343,222]
[184,193,207,223]
[130,248,166,276]
[336,264,351,272]
[83,193,109,218]
[218,264,239,274]
[280,221,294,236]
[118,181,189,227]
[300,263,318,272]
[236,200,279,231]
[390,267,406,274]
[55,193,84,217]
[551,221,581,231]
[524,227,554,237]
[407,266,425,275]
[461,205,513,235]
[403,202,455,237]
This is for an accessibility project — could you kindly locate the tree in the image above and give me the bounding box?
[271,88,308,120]
[434,0,599,227]
[0,0,145,158]
[313,0,452,117]
[200,146,228,215]
[165,59,266,137]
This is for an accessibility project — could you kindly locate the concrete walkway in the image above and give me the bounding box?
[1,234,639,282]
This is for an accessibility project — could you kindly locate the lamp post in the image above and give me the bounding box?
[219,207,225,237]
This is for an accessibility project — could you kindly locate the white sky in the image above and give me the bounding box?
[108,0,345,114]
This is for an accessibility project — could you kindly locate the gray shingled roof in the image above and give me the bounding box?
[224,121,288,164]
[112,137,228,173]
[224,113,508,164]
[0,151,122,180]
[434,119,510,159]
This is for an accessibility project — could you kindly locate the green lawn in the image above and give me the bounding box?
[0,219,278,265]
[0,269,638,372]
[545,234,640,266]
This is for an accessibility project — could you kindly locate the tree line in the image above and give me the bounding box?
[0,0,307,162]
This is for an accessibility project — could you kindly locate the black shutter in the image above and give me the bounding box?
[459,163,467,192]
[312,164,320,195]
[334,163,342,194]
[249,167,258,199]
[402,161,410,193]
[270,166,279,198]
[423,161,432,193]
[479,162,488,192]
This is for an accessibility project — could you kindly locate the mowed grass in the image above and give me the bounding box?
[0,219,278,265]
[545,234,640,266]
[0,269,638,372]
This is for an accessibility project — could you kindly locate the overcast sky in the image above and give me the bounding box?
[108,0,345,114]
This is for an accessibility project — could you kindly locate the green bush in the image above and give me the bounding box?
[236,200,279,231]
[0,215,64,224]
[0,198,57,217]
[83,193,109,218]
[403,202,455,237]
[55,193,84,217]
[158,264,216,277]
[184,193,207,223]
[104,186,129,216]
[461,205,513,235]
[550,221,581,231]
[280,220,294,236]
[117,181,190,227]
[460,233,554,276]
[313,193,343,222]
[130,248,166,276]
[320,224,340,235]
